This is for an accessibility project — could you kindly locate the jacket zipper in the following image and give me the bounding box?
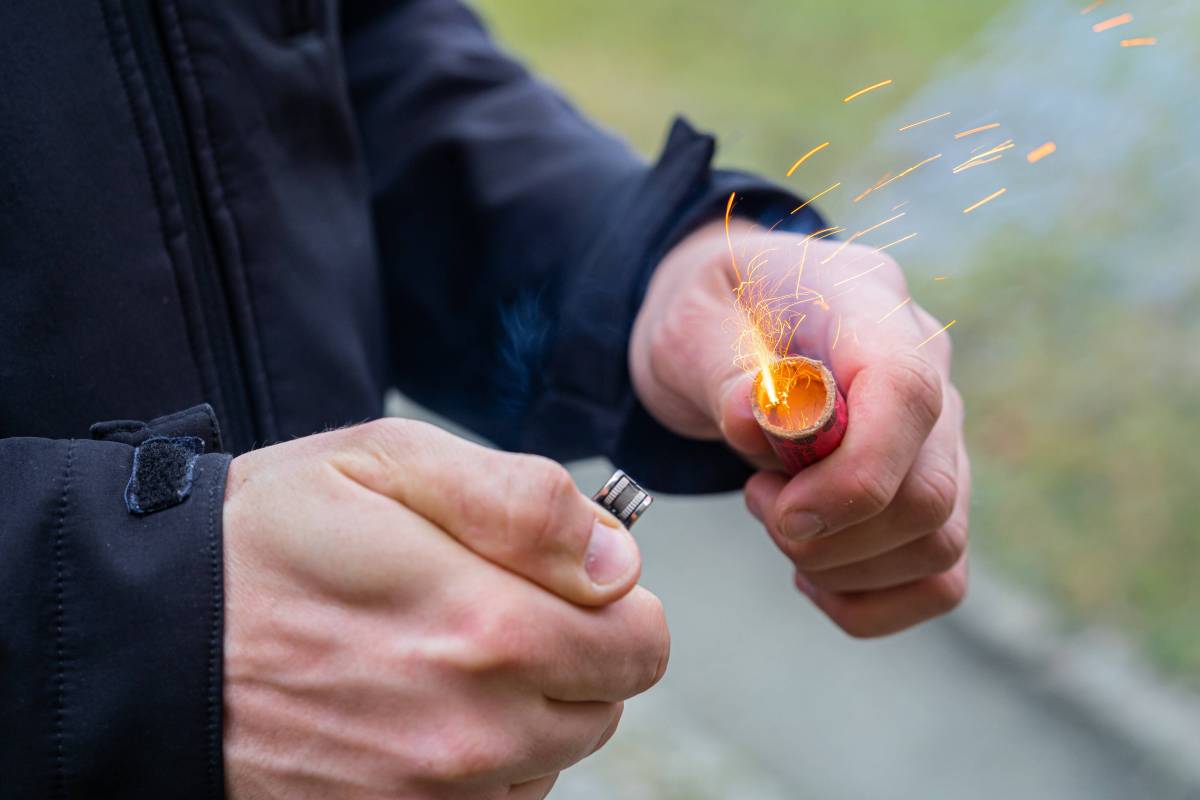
[122,0,256,452]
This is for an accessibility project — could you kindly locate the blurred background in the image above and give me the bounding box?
[419,0,1200,796]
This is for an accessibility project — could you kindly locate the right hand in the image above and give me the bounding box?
[222,418,669,799]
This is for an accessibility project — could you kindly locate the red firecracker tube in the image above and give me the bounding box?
[750,355,847,474]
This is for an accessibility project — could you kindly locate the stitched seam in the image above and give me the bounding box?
[163,0,280,443]
[203,407,220,453]
[98,0,213,405]
[51,440,76,799]
[204,463,225,797]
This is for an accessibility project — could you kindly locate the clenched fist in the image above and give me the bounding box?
[222,419,669,799]
[632,218,970,637]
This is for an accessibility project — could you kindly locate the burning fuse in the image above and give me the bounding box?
[593,469,653,529]
[751,355,847,474]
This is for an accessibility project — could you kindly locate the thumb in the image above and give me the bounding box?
[331,419,641,607]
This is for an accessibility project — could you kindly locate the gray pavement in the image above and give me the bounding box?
[551,460,1192,800]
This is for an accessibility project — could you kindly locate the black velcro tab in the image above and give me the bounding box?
[125,436,206,515]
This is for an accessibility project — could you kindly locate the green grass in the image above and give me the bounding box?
[471,0,1200,683]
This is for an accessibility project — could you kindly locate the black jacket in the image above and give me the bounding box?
[0,1,819,796]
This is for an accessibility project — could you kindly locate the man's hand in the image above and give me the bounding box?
[222,419,667,799]
[630,219,969,637]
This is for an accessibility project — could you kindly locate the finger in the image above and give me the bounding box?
[529,586,670,703]
[509,773,559,799]
[503,700,621,785]
[757,383,963,570]
[769,349,943,541]
[331,418,640,607]
[805,457,969,592]
[801,555,968,638]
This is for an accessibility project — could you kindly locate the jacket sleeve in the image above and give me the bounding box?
[0,436,229,799]
[342,0,824,493]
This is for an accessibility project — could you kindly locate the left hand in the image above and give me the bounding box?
[629,218,969,637]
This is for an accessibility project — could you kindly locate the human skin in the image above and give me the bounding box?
[222,419,669,799]
[631,219,970,637]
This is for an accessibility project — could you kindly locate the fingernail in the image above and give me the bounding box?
[795,573,818,600]
[585,520,637,587]
[781,512,826,542]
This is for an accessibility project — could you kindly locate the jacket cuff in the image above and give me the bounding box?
[0,428,231,798]
[524,117,823,494]
[69,440,228,797]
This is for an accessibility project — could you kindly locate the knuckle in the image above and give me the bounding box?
[624,590,671,694]
[787,539,835,572]
[455,600,531,675]
[907,462,958,530]
[928,571,968,616]
[426,727,512,784]
[890,353,944,429]
[843,464,895,517]
[834,612,889,640]
[921,528,965,573]
[500,456,580,558]
[944,383,964,418]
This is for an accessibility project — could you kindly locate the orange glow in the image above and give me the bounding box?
[1092,13,1132,33]
[843,79,893,103]
[963,188,1007,214]
[899,112,952,132]
[786,142,831,177]
[1026,141,1058,163]
[1120,37,1157,47]
[1080,0,1105,14]
[753,357,830,431]
[954,122,1000,139]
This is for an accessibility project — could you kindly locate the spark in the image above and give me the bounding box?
[793,226,844,289]
[821,212,906,263]
[954,122,1000,139]
[916,320,958,350]
[839,232,918,270]
[963,187,1007,214]
[853,172,894,203]
[952,139,1015,173]
[1120,37,1157,47]
[791,182,842,215]
[832,261,890,288]
[899,111,951,132]
[786,142,831,177]
[1080,0,1105,13]
[831,315,843,351]
[932,275,949,281]
[878,297,912,323]
[854,154,943,203]
[1026,141,1057,163]
[843,79,893,103]
[1092,13,1132,33]
[892,200,910,211]
[724,192,741,283]
[954,155,1002,172]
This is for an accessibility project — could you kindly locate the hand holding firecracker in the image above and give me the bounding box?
[629,215,969,637]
